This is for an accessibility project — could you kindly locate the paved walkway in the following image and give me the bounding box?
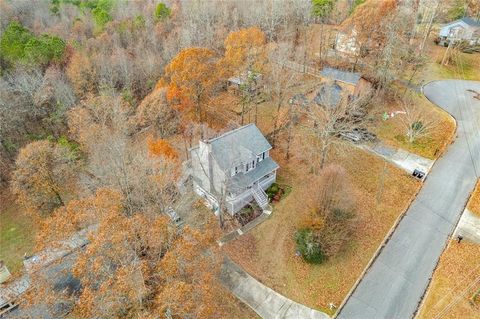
[338,80,480,319]
[221,258,330,319]
[453,208,480,244]
[361,142,435,176]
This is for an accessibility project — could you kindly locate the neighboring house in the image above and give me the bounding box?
[334,29,360,56]
[0,228,91,318]
[320,67,372,98]
[314,81,344,109]
[190,124,279,214]
[439,17,480,45]
[227,71,262,95]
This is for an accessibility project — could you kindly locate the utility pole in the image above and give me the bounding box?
[441,39,453,66]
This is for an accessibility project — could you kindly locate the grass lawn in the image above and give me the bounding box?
[223,133,421,315]
[426,46,480,82]
[410,43,480,84]
[417,240,480,319]
[369,92,456,159]
[0,192,37,275]
[468,180,480,217]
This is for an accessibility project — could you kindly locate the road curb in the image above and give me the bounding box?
[334,80,459,318]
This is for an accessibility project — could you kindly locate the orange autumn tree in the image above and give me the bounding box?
[164,48,218,122]
[222,27,267,75]
[11,140,78,216]
[147,137,178,159]
[27,188,231,319]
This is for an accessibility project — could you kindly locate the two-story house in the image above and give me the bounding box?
[190,124,279,215]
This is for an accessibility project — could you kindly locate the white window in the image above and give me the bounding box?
[231,165,241,176]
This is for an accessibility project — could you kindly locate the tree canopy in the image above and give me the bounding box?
[0,22,66,68]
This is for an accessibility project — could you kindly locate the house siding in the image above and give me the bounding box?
[439,20,480,44]
[189,124,279,216]
[226,172,276,214]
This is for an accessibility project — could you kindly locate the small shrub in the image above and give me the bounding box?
[266,183,279,199]
[154,2,171,21]
[295,229,326,264]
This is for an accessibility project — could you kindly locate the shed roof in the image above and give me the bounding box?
[314,82,343,108]
[320,67,361,85]
[443,17,480,28]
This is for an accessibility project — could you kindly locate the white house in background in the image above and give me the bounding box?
[439,17,480,45]
[190,124,278,214]
[334,28,360,56]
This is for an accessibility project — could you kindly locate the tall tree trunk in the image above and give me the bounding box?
[320,144,328,170]
[441,40,453,66]
[420,0,440,54]
[285,114,293,160]
[271,100,282,147]
[241,101,245,125]
[319,23,324,65]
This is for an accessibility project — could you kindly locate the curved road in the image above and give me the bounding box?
[338,80,480,319]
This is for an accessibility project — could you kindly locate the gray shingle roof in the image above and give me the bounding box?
[321,67,361,85]
[460,17,480,27]
[228,157,278,190]
[208,124,272,170]
[314,82,343,108]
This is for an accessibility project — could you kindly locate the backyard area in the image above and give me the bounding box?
[223,136,421,315]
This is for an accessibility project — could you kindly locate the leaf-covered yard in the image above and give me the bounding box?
[417,178,480,318]
[417,240,480,319]
[223,140,421,315]
[369,92,455,160]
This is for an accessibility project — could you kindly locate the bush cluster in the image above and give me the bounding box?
[0,22,65,67]
[295,229,326,264]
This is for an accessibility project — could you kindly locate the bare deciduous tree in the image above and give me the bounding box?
[303,81,373,171]
[399,96,439,144]
[265,43,299,146]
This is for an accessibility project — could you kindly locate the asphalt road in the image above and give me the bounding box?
[338,80,480,319]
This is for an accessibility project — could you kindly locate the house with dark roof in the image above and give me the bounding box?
[190,124,278,214]
[439,17,480,45]
[320,67,373,98]
[314,82,344,109]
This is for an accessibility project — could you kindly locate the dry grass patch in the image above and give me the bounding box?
[223,137,420,315]
[369,93,455,159]
[409,42,480,85]
[0,191,37,275]
[467,180,480,217]
[417,240,480,319]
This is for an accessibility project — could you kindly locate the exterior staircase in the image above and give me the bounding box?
[251,184,269,209]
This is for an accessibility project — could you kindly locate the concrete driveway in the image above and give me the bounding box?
[222,258,330,319]
[338,80,480,319]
